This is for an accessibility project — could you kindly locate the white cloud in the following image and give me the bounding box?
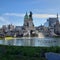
[0,16,6,22]
[4,13,25,17]
[33,14,58,18]
[0,16,10,24]
[3,13,60,18]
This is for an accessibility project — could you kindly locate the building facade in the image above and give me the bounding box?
[23,11,37,36]
[54,19,60,35]
[47,14,58,27]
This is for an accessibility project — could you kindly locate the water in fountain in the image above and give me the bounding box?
[38,32,45,38]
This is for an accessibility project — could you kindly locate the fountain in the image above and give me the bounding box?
[38,32,45,38]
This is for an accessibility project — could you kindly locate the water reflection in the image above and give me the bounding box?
[0,37,60,47]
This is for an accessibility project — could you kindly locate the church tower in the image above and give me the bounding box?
[56,13,59,24]
[23,12,28,27]
[28,11,34,30]
[23,11,36,36]
[23,11,35,30]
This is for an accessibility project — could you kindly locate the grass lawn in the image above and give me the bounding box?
[0,37,14,40]
[0,45,60,60]
[5,37,14,40]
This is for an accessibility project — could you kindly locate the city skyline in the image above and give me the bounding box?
[0,0,60,27]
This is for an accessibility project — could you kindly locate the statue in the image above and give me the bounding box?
[29,11,32,18]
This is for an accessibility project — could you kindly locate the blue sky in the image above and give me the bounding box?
[0,0,60,27]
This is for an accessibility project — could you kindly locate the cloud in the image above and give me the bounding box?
[4,13,25,17]
[0,16,6,22]
[3,13,60,18]
[33,14,58,18]
[0,16,10,24]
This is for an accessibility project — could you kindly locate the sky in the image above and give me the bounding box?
[0,0,60,27]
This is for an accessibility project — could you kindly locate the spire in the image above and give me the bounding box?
[26,12,27,16]
[57,13,58,20]
[56,13,59,24]
[24,12,28,19]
